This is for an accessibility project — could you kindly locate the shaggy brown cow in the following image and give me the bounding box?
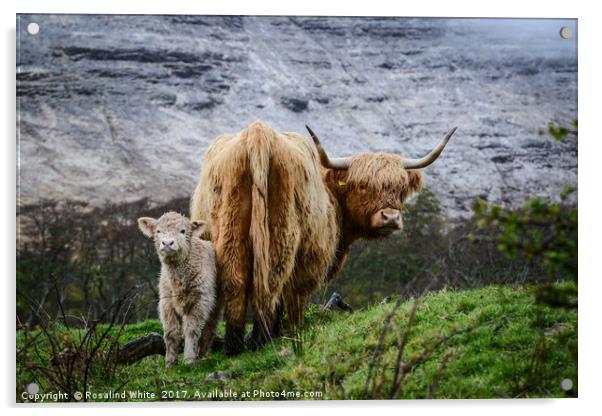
[191,120,456,355]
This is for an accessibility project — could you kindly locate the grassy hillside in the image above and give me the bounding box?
[17,284,577,401]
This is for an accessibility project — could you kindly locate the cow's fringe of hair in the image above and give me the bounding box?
[246,121,273,318]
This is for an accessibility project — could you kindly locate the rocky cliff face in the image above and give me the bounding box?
[17,15,577,217]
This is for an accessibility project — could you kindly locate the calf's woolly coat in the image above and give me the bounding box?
[138,212,221,367]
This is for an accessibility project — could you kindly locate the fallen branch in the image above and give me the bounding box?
[115,333,165,365]
[115,333,223,365]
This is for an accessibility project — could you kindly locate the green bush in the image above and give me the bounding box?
[473,189,577,283]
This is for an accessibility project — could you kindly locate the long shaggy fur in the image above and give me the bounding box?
[191,121,423,354]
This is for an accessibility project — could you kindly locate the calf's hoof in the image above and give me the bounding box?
[165,358,178,368]
[183,356,197,366]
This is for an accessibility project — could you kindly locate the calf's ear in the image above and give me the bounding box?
[408,171,423,195]
[137,217,157,238]
[191,220,207,237]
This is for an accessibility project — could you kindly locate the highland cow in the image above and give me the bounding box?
[138,212,221,367]
[191,120,456,355]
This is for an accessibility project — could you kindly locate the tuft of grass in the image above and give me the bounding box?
[17,283,577,401]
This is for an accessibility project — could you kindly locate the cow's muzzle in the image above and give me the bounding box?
[371,208,402,232]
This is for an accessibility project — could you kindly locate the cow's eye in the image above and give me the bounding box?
[156,230,161,234]
[180,229,186,234]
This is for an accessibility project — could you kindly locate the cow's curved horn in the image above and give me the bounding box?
[402,127,457,170]
[305,125,351,170]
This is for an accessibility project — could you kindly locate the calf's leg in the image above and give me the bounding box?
[182,315,203,365]
[159,299,181,368]
[199,295,223,355]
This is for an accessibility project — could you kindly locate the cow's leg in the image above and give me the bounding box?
[159,299,181,368]
[248,309,274,350]
[270,302,285,338]
[283,281,312,333]
[218,236,251,356]
[248,159,300,349]
[222,267,248,356]
[214,169,252,357]
[248,301,284,350]
[249,250,298,349]
[285,243,333,332]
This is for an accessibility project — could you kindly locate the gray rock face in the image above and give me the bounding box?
[17,15,577,217]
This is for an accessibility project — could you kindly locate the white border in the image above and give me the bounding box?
[3,1,600,415]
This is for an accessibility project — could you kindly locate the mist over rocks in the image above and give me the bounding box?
[17,15,577,218]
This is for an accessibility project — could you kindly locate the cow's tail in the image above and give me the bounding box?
[246,121,273,328]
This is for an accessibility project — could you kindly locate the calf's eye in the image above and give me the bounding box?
[180,230,186,234]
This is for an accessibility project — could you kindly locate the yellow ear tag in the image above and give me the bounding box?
[337,180,347,187]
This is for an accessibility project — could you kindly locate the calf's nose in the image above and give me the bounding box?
[161,239,175,249]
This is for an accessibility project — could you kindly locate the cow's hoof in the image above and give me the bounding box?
[247,326,271,351]
[224,343,244,356]
[224,327,245,356]
[211,335,224,352]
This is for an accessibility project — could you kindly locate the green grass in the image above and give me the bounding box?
[17,283,577,402]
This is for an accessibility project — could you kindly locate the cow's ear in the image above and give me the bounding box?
[407,171,423,195]
[138,217,157,238]
[191,220,207,237]
[326,169,349,194]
